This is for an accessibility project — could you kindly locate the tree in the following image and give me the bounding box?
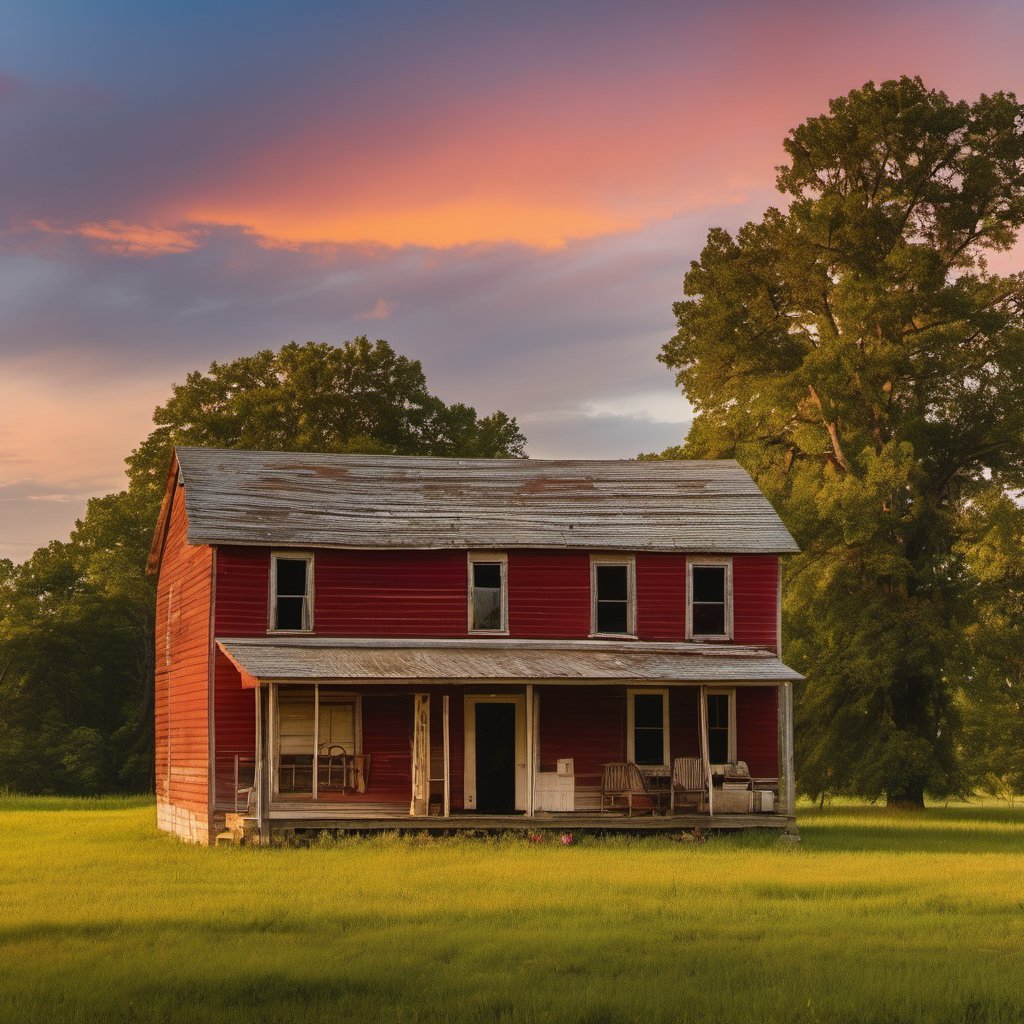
[659,77,1024,806]
[0,337,526,794]
[127,337,525,495]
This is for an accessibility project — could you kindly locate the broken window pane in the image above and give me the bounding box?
[472,562,503,630]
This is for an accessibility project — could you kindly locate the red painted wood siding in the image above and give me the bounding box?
[507,551,591,638]
[733,556,779,649]
[213,546,778,646]
[736,687,779,778]
[212,649,256,812]
[537,686,625,805]
[636,554,686,641]
[154,483,213,829]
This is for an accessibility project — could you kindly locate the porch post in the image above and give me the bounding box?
[410,693,430,816]
[782,682,796,816]
[256,685,270,844]
[525,684,535,817]
[442,694,451,818]
[699,684,713,816]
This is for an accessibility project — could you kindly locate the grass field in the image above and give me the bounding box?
[1,797,1022,1023]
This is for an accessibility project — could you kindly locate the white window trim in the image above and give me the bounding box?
[467,551,509,635]
[626,687,670,768]
[706,687,737,767]
[269,551,315,634]
[590,554,637,638]
[686,556,733,641]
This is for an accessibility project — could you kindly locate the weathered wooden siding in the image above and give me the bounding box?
[154,481,213,843]
[214,547,778,647]
[537,686,626,807]
[736,686,779,778]
[507,551,591,638]
[636,553,687,641]
[316,552,466,637]
[733,556,779,650]
[212,649,256,813]
[669,687,701,760]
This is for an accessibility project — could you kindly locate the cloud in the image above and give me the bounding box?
[356,298,393,321]
[29,219,201,257]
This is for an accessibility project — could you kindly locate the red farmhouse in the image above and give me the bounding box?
[149,448,802,844]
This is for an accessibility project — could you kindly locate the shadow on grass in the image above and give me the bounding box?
[798,804,1024,854]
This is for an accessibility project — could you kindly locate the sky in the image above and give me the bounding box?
[1,0,1023,561]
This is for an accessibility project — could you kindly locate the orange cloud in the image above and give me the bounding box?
[30,219,201,256]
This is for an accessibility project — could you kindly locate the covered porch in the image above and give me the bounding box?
[216,637,801,840]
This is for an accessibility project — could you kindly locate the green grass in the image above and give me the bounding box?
[1,797,1022,1023]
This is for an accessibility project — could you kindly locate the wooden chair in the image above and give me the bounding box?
[600,762,652,816]
[670,756,708,813]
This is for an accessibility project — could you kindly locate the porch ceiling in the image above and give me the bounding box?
[215,636,804,687]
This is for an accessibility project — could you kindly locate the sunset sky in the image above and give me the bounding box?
[2,0,1023,560]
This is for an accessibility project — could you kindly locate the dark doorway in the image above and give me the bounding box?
[475,703,517,813]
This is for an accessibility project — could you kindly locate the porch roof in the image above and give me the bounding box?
[215,637,804,687]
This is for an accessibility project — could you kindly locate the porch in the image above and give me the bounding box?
[215,637,801,840]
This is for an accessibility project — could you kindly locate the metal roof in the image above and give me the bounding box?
[216,637,803,686]
[174,448,798,554]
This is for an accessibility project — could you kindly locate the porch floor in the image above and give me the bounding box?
[259,810,796,834]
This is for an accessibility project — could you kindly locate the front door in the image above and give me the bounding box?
[475,703,516,813]
[463,695,526,812]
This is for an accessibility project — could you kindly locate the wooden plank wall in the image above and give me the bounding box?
[154,483,213,843]
[736,687,779,778]
[213,547,779,645]
[733,555,779,650]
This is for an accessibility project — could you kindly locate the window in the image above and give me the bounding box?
[468,553,508,633]
[628,689,669,766]
[706,689,736,765]
[271,553,313,632]
[274,685,360,796]
[591,556,636,636]
[687,558,731,639]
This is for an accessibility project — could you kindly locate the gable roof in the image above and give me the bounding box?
[156,447,798,559]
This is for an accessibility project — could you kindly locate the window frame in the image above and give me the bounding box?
[467,551,509,635]
[686,556,733,641]
[269,551,315,634]
[626,688,670,768]
[590,554,637,638]
[271,684,361,799]
[705,687,737,767]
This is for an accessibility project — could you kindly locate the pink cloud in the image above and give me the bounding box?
[356,298,393,321]
[29,219,201,257]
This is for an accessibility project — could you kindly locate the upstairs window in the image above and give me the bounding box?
[469,553,508,633]
[591,556,636,636]
[271,554,313,632]
[687,559,731,639]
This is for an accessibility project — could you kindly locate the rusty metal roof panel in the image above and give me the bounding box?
[216,637,804,684]
[176,448,798,554]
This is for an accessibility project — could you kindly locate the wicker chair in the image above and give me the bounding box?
[600,762,652,815]
[670,756,708,813]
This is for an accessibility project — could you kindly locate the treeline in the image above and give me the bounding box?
[0,338,526,794]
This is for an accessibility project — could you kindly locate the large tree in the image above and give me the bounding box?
[0,337,526,794]
[660,77,1024,806]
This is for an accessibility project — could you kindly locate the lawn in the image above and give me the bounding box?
[0,797,1022,1023]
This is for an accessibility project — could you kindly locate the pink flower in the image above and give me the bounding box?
[560,832,573,845]
[528,833,544,843]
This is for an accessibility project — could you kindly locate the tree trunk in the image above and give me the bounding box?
[886,786,925,810]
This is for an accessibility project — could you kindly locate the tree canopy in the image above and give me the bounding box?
[660,77,1024,806]
[0,337,526,794]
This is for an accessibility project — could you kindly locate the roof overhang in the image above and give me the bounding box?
[216,637,804,689]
